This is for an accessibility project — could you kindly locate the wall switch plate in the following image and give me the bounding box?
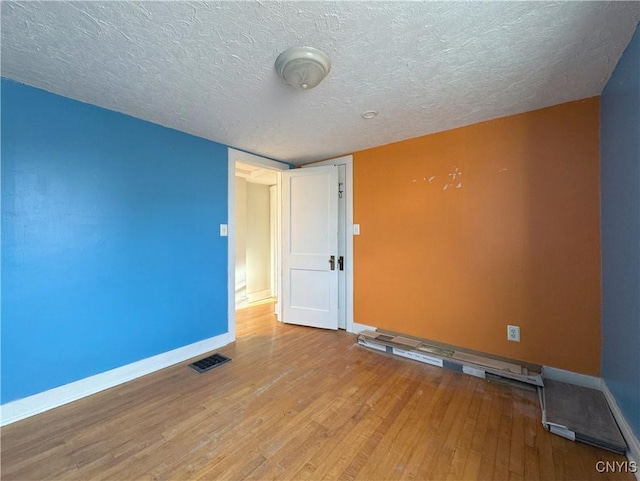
[507,325,520,342]
[220,224,228,237]
[353,224,360,235]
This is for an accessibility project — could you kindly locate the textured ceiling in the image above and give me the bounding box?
[2,1,639,164]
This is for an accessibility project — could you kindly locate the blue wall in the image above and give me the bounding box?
[1,79,229,403]
[601,24,640,439]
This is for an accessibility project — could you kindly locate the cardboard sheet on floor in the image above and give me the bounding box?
[452,351,522,374]
[541,379,626,454]
[356,330,543,387]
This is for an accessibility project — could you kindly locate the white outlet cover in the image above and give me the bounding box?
[507,325,520,342]
[220,224,228,237]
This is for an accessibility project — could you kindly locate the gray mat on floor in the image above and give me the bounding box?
[541,379,626,454]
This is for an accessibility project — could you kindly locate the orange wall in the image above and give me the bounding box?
[353,98,601,375]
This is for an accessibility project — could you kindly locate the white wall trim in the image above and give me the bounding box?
[269,184,278,313]
[542,365,603,390]
[274,171,283,320]
[228,152,237,340]
[229,148,291,172]
[235,296,249,309]
[247,289,273,303]
[602,381,640,479]
[0,332,233,426]
[350,322,377,334]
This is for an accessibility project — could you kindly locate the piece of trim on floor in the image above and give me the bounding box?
[0,332,234,426]
[357,332,543,387]
[542,365,602,390]
[602,381,640,481]
[349,322,376,334]
[376,328,542,374]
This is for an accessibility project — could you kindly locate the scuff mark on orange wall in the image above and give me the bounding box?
[353,97,601,375]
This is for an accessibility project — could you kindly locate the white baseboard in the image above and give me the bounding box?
[602,381,640,480]
[235,295,249,309]
[0,332,234,426]
[247,289,272,303]
[349,322,376,334]
[542,365,603,390]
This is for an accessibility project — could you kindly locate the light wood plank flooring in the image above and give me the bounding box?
[1,303,632,480]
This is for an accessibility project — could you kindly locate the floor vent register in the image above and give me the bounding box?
[189,353,231,373]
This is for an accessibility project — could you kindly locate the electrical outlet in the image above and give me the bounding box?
[507,325,520,342]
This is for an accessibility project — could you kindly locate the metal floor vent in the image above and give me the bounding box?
[189,353,231,373]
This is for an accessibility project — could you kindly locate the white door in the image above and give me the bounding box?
[282,165,338,329]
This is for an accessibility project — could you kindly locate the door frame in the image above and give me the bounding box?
[227,148,290,340]
[228,150,371,338]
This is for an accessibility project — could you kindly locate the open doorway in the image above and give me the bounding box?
[226,148,290,340]
[235,161,278,309]
[227,149,369,341]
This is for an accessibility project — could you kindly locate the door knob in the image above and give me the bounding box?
[329,255,336,270]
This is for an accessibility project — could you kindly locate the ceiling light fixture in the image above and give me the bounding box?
[361,110,379,119]
[275,46,331,90]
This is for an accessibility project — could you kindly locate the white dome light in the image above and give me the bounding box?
[275,46,331,90]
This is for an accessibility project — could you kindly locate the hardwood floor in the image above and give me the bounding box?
[1,303,632,480]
